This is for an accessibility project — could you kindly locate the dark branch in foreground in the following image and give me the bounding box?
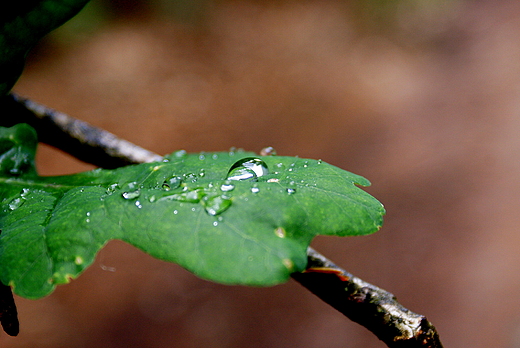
[291,248,443,347]
[3,94,444,347]
[0,93,163,168]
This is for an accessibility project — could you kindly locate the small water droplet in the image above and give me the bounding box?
[149,195,157,203]
[226,157,269,181]
[173,150,187,158]
[191,207,196,212]
[247,256,254,261]
[85,218,90,223]
[267,178,279,183]
[251,186,260,193]
[199,169,205,177]
[162,176,182,191]
[303,161,308,168]
[260,146,277,156]
[74,256,84,265]
[274,227,286,238]
[203,195,232,216]
[213,221,218,227]
[106,183,119,195]
[135,201,142,209]
[220,182,235,192]
[212,153,219,160]
[86,212,91,217]
[282,258,294,271]
[286,188,297,195]
[8,197,24,211]
[122,190,141,200]
[199,153,206,160]
[317,159,322,164]
[20,188,30,197]
[173,210,178,214]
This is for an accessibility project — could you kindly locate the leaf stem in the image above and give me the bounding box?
[2,94,444,347]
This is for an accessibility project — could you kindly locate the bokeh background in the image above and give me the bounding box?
[2,0,520,347]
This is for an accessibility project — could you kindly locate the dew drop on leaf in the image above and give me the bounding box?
[121,182,141,199]
[220,182,235,192]
[274,227,286,238]
[260,146,277,156]
[135,201,142,209]
[251,186,260,193]
[203,195,232,216]
[286,188,296,195]
[162,176,182,191]
[8,197,24,211]
[226,157,269,181]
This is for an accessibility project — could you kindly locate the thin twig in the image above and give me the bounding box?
[291,248,443,347]
[3,94,444,347]
[0,93,163,168]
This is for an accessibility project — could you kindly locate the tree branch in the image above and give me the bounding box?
[2,94,444,347]
[0,93,163,168]
[291,248,443,347]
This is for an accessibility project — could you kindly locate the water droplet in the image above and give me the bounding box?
[199,153,206,160]
[162,176,182,191]
[267,178,279,183]
[203,195,232,216]
[212,154,219,160]
[282,258,294,271]
[286,188,296,195]
[226,157,269,181]
[74,256,84,265]
[260,146,277,156]
[8,197,24,211]
[86,212,91,217]
[191,207,196,212]
[317,159,322,164]
[173,150,187,158]
[229,147,237,156]
[149,195,156,203]
[106,183,120,195]
[85,218,90,223]
[247,256,254,261]
[213,221,219,227]
[173,210,178,215]
[220,183,235,192]
[20,188,30,197]
[274,227,286,238]
[135,201,142,209]
[251,186,260,193]
[199,169,205,177]
[303,161,308,168]
[122,190,141,200]
[121,182,141,199]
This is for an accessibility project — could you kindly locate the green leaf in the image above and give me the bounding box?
[0,0,91,96]
[0,124,385,299]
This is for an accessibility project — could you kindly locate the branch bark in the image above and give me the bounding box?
[1,94,444,347]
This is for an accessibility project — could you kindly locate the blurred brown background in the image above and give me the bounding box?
[2,0,520,347]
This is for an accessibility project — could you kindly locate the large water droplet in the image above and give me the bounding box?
[203,195,232,216]
[226,157,269,181]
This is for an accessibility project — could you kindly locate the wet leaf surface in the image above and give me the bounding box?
[0,124,384,298]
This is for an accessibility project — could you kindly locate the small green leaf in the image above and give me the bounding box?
[0,125,385,299]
